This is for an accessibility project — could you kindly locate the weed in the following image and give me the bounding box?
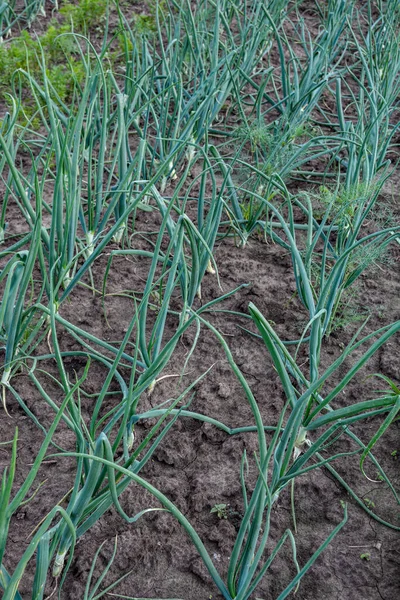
[210,504,229,519]
[360,552,371,561]
[364,498,376,509]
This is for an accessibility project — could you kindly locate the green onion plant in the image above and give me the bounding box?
[0,0,47,40]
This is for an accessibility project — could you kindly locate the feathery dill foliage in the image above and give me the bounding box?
[0,0,108,108]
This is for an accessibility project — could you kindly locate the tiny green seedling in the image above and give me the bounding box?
[364,498,376,509]
[360,552,371,561]
[210,504,228,519]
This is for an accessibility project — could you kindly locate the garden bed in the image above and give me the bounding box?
[0,2,399,599]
